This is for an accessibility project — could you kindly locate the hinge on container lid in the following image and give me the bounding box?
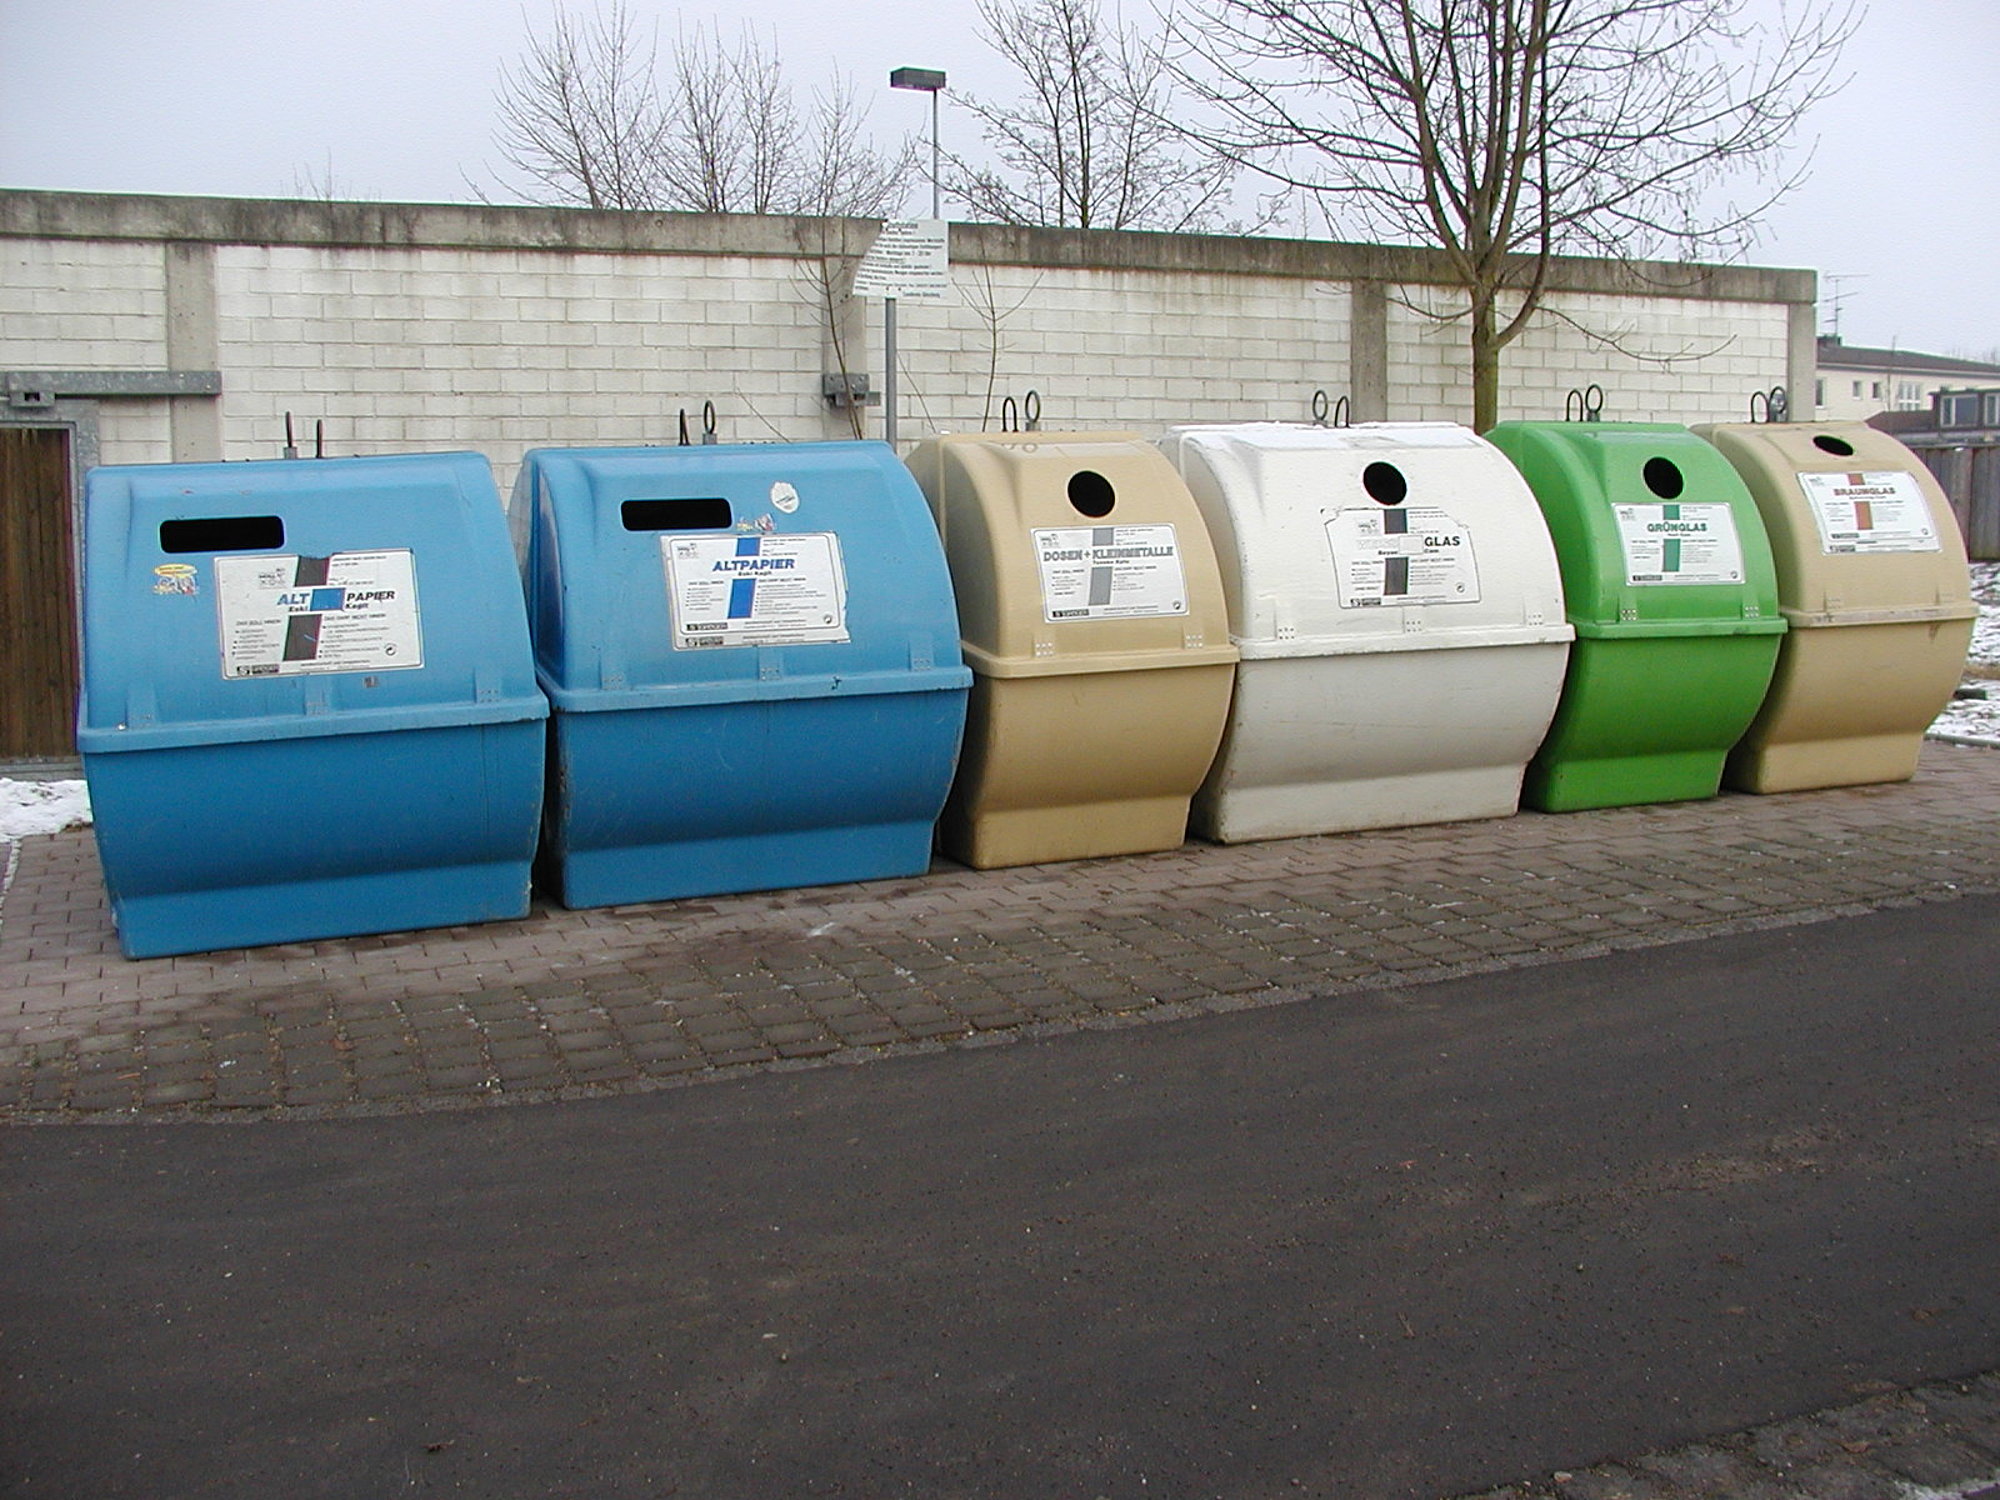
[908,631,934,672]
[475,664,500,703]
[1270,594,1297,642]
[1033,635,1055,658]
[759,648,782,681]
[1184,628,1206,648]
[304,681,332,715]
[126,683,157,728]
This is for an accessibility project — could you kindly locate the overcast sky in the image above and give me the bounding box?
[1,0,1995,359]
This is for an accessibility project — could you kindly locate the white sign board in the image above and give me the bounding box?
[1612,502,1745,586]
[663,533,850,649]
[1325,506,1482,608]
[1796,470,1941,554]
[214,550,423,679]
[850,219,951,301]
[1034,524,1189,622]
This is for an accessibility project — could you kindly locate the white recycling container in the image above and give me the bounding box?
[1159,422,1575,842]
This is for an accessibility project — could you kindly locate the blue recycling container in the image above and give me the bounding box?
[517,441,971,908]
[78,453,547,959]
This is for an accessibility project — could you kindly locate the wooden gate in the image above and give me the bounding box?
[0,426,80,760]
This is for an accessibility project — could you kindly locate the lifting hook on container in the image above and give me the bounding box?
[281,413,329,459]
[702,399,718,445]
[677,409,691,446]
[1000,390,1043,433]
[1749,386,1790,424]
[283,411,298,459]
[1310,390,1351,427]
[1564,384,1605,423]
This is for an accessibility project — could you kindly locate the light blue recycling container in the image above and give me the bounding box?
[516,441,971,908]
[77,453,548,959]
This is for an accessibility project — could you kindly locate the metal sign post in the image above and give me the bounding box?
[850,219,950,449]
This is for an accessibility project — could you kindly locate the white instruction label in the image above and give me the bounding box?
[664,532,849,649]
[1034,524,1188,622]
[1797,470,1940,554]
[1325,506,1481,607]
[1613,503,1745,585]
[214,550,423,679]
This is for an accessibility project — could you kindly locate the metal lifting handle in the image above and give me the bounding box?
[1332,394,1351,428]
[702,399,718,445]
[1564,384,1605,422]
[1311,389,1328,426]
[1023,389,1042,431]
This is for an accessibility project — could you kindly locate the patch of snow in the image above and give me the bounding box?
[1929,560,2000,742]
[0,779,93,839]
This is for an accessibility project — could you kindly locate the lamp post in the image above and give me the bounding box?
[885,67,946,447]
[889,66,946,219]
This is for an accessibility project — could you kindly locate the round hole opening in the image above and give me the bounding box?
[1643,457,1685,500]
[1812,434,1856,457]
[1362,461,1409,506]
[1067,469,1115,517]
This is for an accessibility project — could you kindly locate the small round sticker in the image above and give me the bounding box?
[771,481,800,514]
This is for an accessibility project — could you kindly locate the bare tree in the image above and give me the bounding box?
[493,0,667,211]
[950,0,1240,231]
[492,4,914,217]
[1167,0,1858,429]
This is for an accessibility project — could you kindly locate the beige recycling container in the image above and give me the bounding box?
[1696,421,1976,792]
[905,432,1238,869]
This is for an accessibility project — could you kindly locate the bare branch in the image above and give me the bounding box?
[1163,0,1859,425]
[949,0,1242,231]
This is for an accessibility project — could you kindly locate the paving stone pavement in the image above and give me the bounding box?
[5,741,2000,1499]
[1452,1372,2000,1500]
[5,739,2000,1122]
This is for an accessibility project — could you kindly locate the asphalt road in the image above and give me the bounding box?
[5,895,1999,1499]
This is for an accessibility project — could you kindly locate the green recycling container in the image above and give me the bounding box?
[1484,421,1786,811]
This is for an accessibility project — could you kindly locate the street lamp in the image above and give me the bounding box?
[889,66,946,220]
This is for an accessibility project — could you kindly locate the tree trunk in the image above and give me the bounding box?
[1471,294,1501,434]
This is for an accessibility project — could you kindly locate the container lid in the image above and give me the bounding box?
[517,441,969,710]
[1695,421,1976,626]
[1483,421,1785,636]
[77,452,546,754]
[904,431,1238,679]
[1159,422,1573,660]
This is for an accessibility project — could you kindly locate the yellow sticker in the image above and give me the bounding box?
[153,563,199,596]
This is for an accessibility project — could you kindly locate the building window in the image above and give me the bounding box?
[1852,380,1863,397]
[1985,393,2000,427]
[1940,392,1981,427]
[1871,381,1882,399]
[1896,381,1924,411]
[1816,379,1826,407]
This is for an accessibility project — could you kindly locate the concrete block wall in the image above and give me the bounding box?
[891,264,1352,436]
[1384,285,1794,425]
[0,192,1817,495]
[0,237,165,371]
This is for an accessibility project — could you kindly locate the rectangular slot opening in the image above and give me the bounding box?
[159,515,286,553]
[621,497,733,531]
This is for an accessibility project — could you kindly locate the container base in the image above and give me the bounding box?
[109,860,535,960]
[1724,733,1923,795]
[1522,749,1727,813]
[551,819,939,909]
[1193,764,1527,844]
[943,795,1192,870]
